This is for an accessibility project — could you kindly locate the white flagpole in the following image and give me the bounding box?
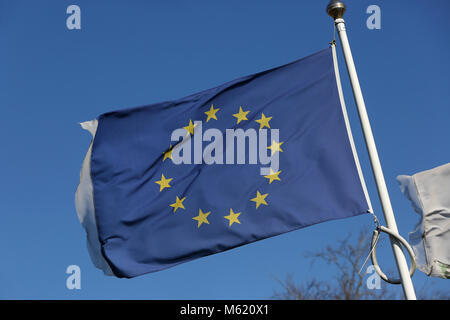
[326,0,417,300]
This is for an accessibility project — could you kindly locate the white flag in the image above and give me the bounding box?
[397,163,450,279]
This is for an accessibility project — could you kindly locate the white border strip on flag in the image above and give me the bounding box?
[332,44,373,213]
[75,119,114,276]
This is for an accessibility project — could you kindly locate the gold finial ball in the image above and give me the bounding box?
[327,0,346,19]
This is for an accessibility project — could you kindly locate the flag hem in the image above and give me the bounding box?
[331,44,373,213]
[75,119,114,276]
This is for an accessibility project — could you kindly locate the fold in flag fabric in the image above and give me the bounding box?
[397,163,450,279]
[75,47,371,278]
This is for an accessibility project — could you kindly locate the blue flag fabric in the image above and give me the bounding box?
[85,47,370,278]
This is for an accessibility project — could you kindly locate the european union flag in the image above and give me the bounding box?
[76,47,371,278]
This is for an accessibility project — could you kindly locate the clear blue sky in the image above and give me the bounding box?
[1,0,449,299]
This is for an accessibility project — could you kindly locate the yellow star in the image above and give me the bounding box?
[155,173,173,192]
[233,106,250,124]
[169,196,186,213]
[267,140,284,155]
[264,169,281,184]
[183,119,197,136]
[250,191,268,209]
[255,113,272,129]
[192,209,211,228]
[204,104,220,122]
[163,145,173,161]
[224,208,241,227]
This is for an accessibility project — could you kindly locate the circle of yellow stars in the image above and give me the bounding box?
[154,104,284,228]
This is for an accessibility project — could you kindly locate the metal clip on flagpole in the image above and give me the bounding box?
[326,0,417,300]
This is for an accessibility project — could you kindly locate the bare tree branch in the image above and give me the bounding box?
[272,228,447,300]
